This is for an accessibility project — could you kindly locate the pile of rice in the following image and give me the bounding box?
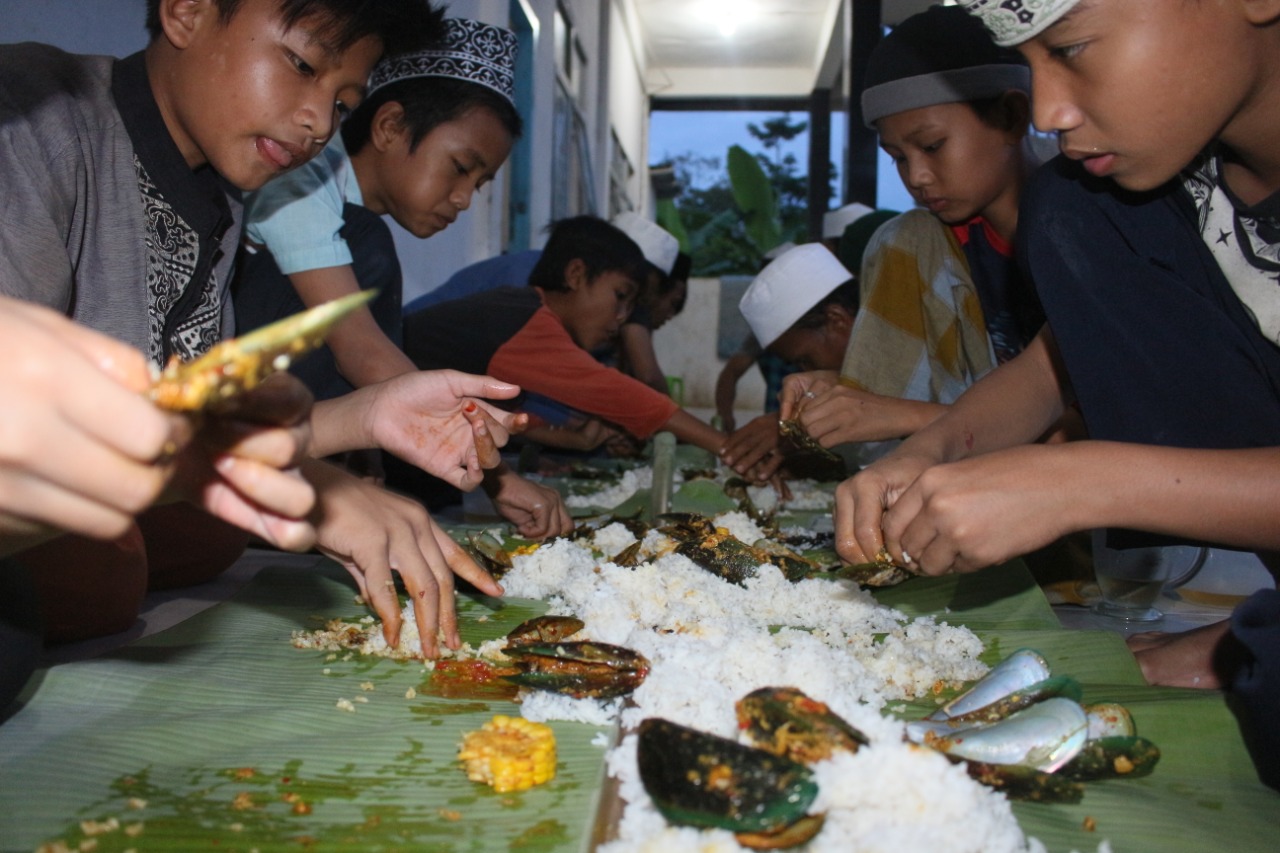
[495,514,1058,853]
[293,512,1087,851]
[565,467,653,509]
[564,463,836,515]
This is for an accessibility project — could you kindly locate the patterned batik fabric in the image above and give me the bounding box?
[1183,154,1280,347]
[839,209,996,406]
[962,0,1083,47]
[136,155,224,365]
[368,18,518,104]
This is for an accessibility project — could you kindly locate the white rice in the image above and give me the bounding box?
[497,531,1048,852]
[564,463,835,515]
[566,467,653,509]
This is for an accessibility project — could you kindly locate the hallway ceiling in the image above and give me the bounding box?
[623,0,941,99]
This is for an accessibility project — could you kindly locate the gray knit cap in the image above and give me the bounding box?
[860,4,1029,128]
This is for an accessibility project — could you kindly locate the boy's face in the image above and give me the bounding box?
[650,278,687,330]
[561,269,638,352]
[768,308,852,372]
[1016,0,1252,191]
[372,106,515,238]
[156,0,382,191]
[878,101,1024,226]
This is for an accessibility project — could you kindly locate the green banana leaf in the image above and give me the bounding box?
[655,198,689,252]
[1,558,1274,852]
[727,144,782,254]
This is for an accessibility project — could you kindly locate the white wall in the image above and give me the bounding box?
[653,278,765,413]
[606,0,650,214]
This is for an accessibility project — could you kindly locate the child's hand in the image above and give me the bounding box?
[778,370,839,421]
[483,466,573,540]
[362,370,525,490]
[305,460,504,658]
[719,413,782,481]
[166,372,317,552]
[836,444,1074,575]
[0,297,183,554]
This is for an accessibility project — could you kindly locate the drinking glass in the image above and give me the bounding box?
[1090,530,1208,623]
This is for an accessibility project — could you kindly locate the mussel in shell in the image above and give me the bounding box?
[736,686,869,764]
[905,647,1161,800]
[637,717,820,841]
[500,640,649,699]
[658,513,813,584]
[776,419,846,482]
[150,290,375,413]
[504,615,584,646]
[827,548,914,588]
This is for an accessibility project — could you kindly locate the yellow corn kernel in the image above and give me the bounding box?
[458,714,557,793]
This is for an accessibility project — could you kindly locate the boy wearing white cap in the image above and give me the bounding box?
[838,0,1280,789]
[608,212,689,396]
[739,245,857,373]
[821,202,875,250]
[720,245,857,475]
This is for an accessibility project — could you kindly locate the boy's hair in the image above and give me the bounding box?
[789,278,858,332]
[145,0,446,59]
[527,216,648,294]
[968,92,1030,135]
[342,77,524,155]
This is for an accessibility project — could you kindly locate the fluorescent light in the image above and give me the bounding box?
[697,0,750,38]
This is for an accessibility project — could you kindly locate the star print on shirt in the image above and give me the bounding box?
[1217,229,1233,246]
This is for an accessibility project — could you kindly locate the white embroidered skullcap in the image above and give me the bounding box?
[611,212,680,275]
[822,203,875,240]
[739,244,852,348]
[368,18,518,104]
[962,0,1083,47]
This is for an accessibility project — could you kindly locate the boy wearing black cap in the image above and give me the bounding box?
[778,4,1066,464]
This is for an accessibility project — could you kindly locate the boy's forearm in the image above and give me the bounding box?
[903,327,1066,463]
[1057,442,1280,552]
[309,388,375,457]
[661,408,726,454]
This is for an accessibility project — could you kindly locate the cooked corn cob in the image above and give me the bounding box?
[458,714,557,793]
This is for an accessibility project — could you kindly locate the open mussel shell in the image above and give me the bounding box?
[502,641,649,700]
[736,686,868,764]
[826,558,914,588]
[637,718,819,835]
[958,758,1085,804]
[911,696,1089,772]
[465,531,513,576]
[504,615,584,646]
[1059,735,1161,781]
[777,419,846,481]
[928,647,1052,722]
[150,289,376,413]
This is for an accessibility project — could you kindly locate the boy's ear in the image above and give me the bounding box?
[825,303,855,335]
[156,0,213,49]
[563,258,589,292]
[370,102,409,152]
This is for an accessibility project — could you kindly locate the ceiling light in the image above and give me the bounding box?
[697,0,751,39]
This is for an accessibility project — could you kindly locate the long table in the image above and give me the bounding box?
[1,544,1275,852]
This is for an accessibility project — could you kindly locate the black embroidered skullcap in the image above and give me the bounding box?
[368,18,518,105]
[860,4,1029,128]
